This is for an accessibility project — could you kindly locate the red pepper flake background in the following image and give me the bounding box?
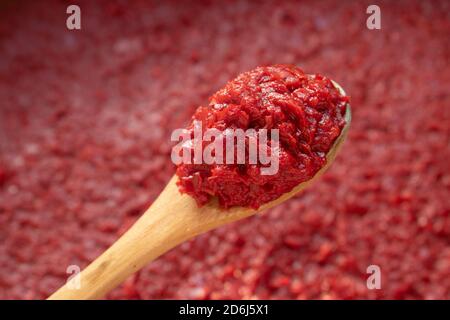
[0,0,449,299]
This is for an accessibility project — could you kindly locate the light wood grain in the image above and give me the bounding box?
[48,81,351,300]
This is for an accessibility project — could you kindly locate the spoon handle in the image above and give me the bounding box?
[48,176,253,300]
[48,176,196,299]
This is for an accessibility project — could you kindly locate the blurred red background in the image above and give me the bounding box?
[0,0,448,299]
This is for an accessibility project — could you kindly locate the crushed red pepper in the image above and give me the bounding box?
[0,0,449,300]
[175,65,348,209]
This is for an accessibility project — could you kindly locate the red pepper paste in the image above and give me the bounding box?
[1,0,449,300]
[175,65,348,208]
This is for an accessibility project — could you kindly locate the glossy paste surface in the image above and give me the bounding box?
[175,65,347,208]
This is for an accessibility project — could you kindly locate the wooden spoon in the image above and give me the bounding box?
[48,81,351,300]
